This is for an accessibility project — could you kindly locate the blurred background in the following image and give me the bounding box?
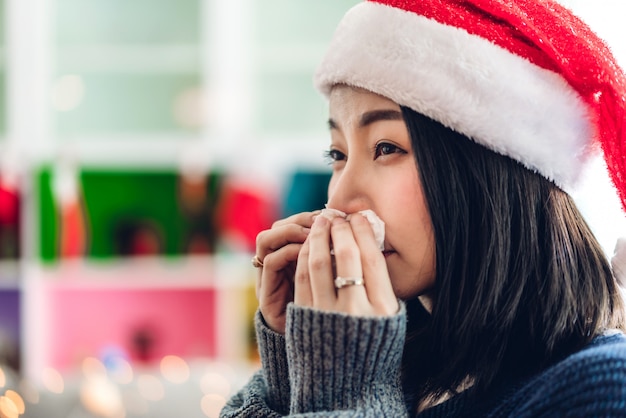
[0,0,624,417]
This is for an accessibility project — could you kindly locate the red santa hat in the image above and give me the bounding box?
[315,0,626,212]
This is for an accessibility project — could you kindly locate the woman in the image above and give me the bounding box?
[222,0,626,416]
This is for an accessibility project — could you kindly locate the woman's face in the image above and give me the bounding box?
[326,85,436,299]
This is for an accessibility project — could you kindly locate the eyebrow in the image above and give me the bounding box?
[328,109,404,130]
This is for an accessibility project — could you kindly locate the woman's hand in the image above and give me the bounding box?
[294,213,398,316]
[254,211,317,334]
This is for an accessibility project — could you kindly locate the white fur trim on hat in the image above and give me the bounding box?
[314,2,595,190]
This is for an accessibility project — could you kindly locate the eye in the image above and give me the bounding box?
[323,148,346,165]
[374,142,406,159]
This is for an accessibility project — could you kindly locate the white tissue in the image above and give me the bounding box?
[319,207,347,221]
[320,206,385,251]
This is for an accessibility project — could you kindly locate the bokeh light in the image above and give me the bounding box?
[4,391,25,415]
[41,368,65,394]
[200,372,231,398]
[82,357,107,378]
[200,394,226,418]
[0,395,19,418]
[160,355,190,384]
[80,375,124,418]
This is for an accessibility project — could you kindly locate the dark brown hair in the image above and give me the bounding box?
[400,106,626,408]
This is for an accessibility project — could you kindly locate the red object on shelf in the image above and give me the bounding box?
[59,199,87,258]
[216,180,278,252]
[0,182,19,226]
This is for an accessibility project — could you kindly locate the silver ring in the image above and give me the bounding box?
[251,255,264,268]
[334,276,364,289]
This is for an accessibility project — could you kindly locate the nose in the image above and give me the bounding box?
[326,162,371,214]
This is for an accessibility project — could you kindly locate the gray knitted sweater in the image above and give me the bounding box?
[221,303,626,417]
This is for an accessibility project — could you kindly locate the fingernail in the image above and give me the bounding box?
[313,215,327,226]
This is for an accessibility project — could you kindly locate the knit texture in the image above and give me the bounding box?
[221,306,626,417]
[286,304,406,414]
[257,312,291,415]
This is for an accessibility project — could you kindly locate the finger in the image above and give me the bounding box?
[307,215,336,309]
[256,223,310,261]
[349,213,398,315]
[257,243,302,297]
[294,239,313,307]
[330,217,367,308]
[271,210,320,229]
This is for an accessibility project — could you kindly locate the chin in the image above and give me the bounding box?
[388,270,434,301]
[389,280,421,300]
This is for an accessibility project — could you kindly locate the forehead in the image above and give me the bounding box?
[329,85,401,120]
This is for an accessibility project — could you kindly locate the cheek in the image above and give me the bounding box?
[384,174,436,295]
[380,170,427,222]
[327,176,338,200]
[401,176,433,254]
[389,184,433,255]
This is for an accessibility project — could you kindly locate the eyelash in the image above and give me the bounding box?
[323,142,406,165]
[373,142,406,158]
[323,149,346,165]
